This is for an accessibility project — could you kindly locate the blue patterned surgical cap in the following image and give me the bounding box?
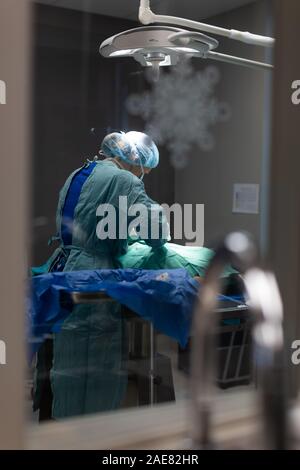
[101,131,159,169]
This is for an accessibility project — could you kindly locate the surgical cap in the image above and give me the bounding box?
[101,131,159,169]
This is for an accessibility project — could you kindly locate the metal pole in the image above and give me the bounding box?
[206,51,273,71]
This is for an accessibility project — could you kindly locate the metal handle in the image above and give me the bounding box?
[168,31,219,53]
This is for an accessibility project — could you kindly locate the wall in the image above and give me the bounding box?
[0,0,31,449]
[175,0,273,248]
[32,4,175,264]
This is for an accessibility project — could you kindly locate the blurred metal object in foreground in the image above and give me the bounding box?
[190,232,287,450]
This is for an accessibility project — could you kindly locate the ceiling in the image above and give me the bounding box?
[35,0,256,21]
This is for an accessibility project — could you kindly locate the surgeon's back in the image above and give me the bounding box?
[56,159,166,272]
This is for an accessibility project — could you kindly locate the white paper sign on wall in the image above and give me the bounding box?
[232,184,260,215]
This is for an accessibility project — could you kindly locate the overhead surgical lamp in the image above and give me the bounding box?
[100,25,221,80]
[99,0,274,78]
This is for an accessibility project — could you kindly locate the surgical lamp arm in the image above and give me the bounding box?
[168,31,273,71]
[139,0,275,48]
[206,51,273,71]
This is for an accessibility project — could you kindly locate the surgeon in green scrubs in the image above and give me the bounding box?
[46,131,169,419]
